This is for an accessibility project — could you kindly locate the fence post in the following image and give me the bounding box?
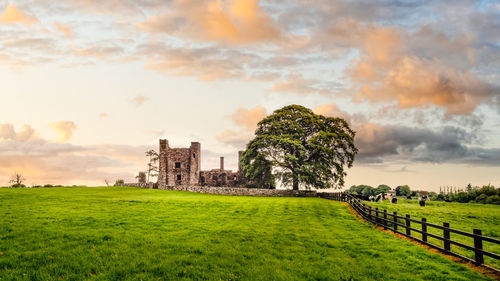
[422,218,427,242]
[383,210,387,230]
[406,214,411,236]
[368,206,372,221]
[473,229,484,265]
[375,207,379,225]
[443,222,450,251]
[393,211,398,232]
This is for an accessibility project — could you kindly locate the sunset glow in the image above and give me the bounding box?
[1,1,499,190]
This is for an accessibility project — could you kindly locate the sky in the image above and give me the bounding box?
[0,0,499,191]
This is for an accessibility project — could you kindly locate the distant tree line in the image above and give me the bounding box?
[435,184,500,204]
[347,183,500,205]
[347,184,421,200]
[347,184,393,200]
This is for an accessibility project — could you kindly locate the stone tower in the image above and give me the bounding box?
[157,139,201,188]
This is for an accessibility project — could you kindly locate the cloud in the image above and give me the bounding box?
[136,0,281,45]
[231,106,267,131]
[216,105,267,148]
[0,4,39,26]
[270,73,341,96]
[49,121,77,143]
[0,124,35,142]
[313,103,353,123]
[306,16,497,115]
[54,23,73,38]
[0,124,154,186]
[353,124,500,165]
[351,55,492,115]
[348,23,493,115]
[216,129,252,148]
[310,103,500,166]
[139,43,252,80]
[74,45,124,59]
[132,95,149,106]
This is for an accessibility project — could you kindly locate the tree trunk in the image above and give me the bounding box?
[292,172,299,190]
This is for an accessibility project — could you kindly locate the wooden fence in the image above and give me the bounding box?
[320,192,500,272]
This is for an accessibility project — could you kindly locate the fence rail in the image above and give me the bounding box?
[319,192,500,271]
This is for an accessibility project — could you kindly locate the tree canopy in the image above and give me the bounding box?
[241,105,357,190]
[395,185,411,196]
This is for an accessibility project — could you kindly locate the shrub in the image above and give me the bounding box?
[455,192,469,203]
[475,193,487,204]
[114,179,125,186]
[485,195,500,205]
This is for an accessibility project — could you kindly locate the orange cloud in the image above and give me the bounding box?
[353,56,489,114]
[313,103,352,123]
[137,0,280,44]
[131,95,149,106]
[0,4,39,26]
[362,26,402,66]
[355,122,386,143]
[49,121,77,143]
[54,23,73,38]
[216,105,267,147]
[231,106,267,131]
[216,129,252,148]
[322,19,492,115]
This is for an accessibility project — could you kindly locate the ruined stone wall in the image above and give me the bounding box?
[161,186,317,197]
[122,182,155,188]
[200,170,244,187]
[124,180,317,197]
[165,148,191,186]
[159,185,317,197]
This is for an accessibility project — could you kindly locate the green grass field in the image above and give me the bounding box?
[366,198,500,269]
[0,187,495,280]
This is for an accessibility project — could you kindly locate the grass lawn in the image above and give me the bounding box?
[366,198,500,269]
[0,187,494,280]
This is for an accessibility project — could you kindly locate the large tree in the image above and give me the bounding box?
[241,105,357,190]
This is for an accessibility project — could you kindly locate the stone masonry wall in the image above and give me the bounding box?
[158,140,201,188]
[159,185,317,197]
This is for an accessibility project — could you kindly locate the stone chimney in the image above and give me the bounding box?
[220,156,224,171]
[238,151,243,172]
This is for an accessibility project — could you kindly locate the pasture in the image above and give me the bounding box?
[366,198,500,269]
[0,187,494,280]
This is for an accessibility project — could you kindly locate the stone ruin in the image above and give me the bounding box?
[157,139,247,189]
